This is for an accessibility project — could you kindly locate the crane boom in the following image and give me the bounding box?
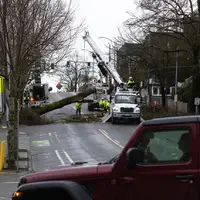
[83,31,124,88]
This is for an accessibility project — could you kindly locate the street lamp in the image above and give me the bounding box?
[98,36,118,67]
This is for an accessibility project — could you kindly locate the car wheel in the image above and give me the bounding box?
[112,116,117,124]
[136,118,141,125]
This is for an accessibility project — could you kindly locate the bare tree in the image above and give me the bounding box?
[116,26,192,107]
[122,0,200,111]
[57,62,87,92]
[0,0,83,169]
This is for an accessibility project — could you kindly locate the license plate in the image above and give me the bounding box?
[122,115,132,117]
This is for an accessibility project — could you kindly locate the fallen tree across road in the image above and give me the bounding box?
[34,88,96,115]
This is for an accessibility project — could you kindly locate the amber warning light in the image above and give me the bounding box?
[30,97,34,102]
[13,191,22,197]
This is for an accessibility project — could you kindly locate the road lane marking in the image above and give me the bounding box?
[114,140,120,144]
[55,93,62,100]
[32,140,50,147]
[55,150,65,165]
[0,197,9,199]
[1,182,18,184]
[99,129,123,149]
[63,150,74,164]
[54,133,60,142]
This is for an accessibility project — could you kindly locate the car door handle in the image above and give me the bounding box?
[122,177,134,184]
[176,175,194,182]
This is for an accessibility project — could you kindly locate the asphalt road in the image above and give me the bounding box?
[44,92,93,121]
[19,122,137,172]
[0,172,28,200]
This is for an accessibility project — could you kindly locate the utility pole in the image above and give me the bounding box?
[198,0,200,15]
[174,50,178,115]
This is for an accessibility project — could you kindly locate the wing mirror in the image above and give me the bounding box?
[126,148,144,169]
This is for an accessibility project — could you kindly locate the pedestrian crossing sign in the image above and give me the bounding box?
[56,82,62,90]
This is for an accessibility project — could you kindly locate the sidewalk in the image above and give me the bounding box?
[0,125,30,171]
[0,171,28,199]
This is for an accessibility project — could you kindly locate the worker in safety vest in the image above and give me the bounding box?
[99,97,105,111]
[24,95,29,106]
[76,101,82,116]
[127,77,135,89]
[104,99,110,113]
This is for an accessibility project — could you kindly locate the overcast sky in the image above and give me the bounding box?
[43,0,137,91]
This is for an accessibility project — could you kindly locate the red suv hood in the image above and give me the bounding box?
[23,163,112,184]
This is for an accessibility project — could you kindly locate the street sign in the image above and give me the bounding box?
[56,82,62,90]
[194,97,200,105]
[174,94,178,102]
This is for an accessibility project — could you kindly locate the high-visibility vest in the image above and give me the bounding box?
[99,100,104,106]
[127,80,135,85]
[76,102,82,109]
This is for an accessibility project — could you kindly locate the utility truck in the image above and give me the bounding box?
[24,82,52,108]
[82,32,141,123]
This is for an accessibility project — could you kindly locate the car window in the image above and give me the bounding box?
[134,128,191,164]
[115,95,136,104]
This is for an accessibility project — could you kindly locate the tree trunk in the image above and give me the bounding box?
[35,88,95,115]
[7,96,19,169]
[160,85,166,108]
[189,51,200,112]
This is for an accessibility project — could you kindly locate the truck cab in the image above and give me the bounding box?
[15,115,200,200]
[111,88,141,124]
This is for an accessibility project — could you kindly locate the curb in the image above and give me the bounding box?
[0,171,18,175]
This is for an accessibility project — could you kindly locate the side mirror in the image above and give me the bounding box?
[126,148,144,169]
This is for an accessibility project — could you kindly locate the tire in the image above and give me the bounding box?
[136,118,141,125]
[88,107,93,111]
[112,116,117,124]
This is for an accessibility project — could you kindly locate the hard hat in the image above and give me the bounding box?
[129,77,133,79]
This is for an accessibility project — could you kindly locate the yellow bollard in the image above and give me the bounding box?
[0,141,5,170]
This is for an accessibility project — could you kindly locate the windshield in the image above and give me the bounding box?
[115,94,137,104]
[98,154,119,165]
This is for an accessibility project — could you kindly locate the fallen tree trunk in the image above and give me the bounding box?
[35,88,96,115]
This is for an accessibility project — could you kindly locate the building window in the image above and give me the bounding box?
[152,86,159,95]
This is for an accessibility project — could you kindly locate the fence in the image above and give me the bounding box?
[167,99,188,113]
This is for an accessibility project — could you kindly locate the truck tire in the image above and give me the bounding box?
[88,106,93,111]
[136,118,141,125]
[112,116,117,124]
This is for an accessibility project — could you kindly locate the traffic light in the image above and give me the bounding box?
[34,71,41,84]
[66,61,70,67]
[50,63,54,69]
